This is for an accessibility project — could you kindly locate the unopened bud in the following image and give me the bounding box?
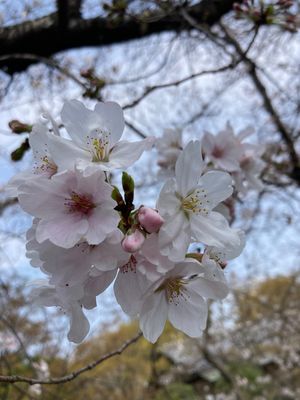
[122,230,145,253]
[138,207,164,233]
[9,120,32,134]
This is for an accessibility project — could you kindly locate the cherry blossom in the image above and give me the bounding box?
[139,258,229,343]
[47,100,154,175]
[6,123,58,197]
[157,140,241,262]
[156,128,183,174]
[202,123,243,172]
[114,234,174,317]
[19,168,119,248]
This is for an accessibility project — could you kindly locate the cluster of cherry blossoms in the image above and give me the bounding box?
[7,100,252,344]
[157,123,265,196]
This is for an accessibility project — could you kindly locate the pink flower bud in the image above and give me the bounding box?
[138,207,164,233]
[122,230,145,253]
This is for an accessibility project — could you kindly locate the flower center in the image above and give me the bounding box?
[38,155,57,175]
[120,255,137,273]
[64,191,95,215]
[181,188,210,215]
[86,129,110,162]
[212,146,224,159]
[156,277,190,305]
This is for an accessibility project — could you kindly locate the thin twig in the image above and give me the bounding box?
[123,63,237,110]
[0,332,142,385]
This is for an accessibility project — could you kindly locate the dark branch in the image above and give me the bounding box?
[0,0,241,74]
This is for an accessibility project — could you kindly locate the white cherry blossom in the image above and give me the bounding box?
[157,140,241,262]
[139,258,229,343]
[47,100,154,175]
[5,123,58,197]
[114,234,174,317]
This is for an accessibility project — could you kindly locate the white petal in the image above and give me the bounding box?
[175,141,203,197]
[114,269,149,317]
[157,178,180,217]
[168,290,207,337]
[94,101,124,145]
[47,133,89,172]
[188,267,229,300]
[190,211,240,249]
[68,303,90,343]
[159,211,190,261]
[139,292,168,343]
[82,270,116,309]
[108,137,154,169]
[198,170,233,209]
[61,100,96,146]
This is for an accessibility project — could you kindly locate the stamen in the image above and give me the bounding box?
[86,129,110,162]
[33,145,57,177]
[120,255,137,273]
[156,277,190,305]
[181,188,210,215]
[64,191,95,215]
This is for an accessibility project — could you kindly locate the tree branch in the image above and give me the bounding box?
[0,0,241,74]
[0,332,142,385]
[219,22,300,181]
[123,62,237,110]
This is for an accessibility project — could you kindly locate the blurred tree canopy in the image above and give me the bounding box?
[1,273,299,399]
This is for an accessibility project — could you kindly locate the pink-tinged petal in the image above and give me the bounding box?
[175,141,203,197]
[75,169,111,201]
[198,171,233,209]
[215,157,240,172]
[94,101,124,145]
[202,131,216,154]
[91,242,128,272]
[190,211,240,249]
[68,303,90,343]
[108,137,154,169]
[18,179,68,218]
[47,133,89,172]
[122,230,145,253]
[168,291,207,337]
[5,170,39,198]
[138,207,164,233]
[139,291,168,343]
[36,217,89,248]
[85,207,119,245]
